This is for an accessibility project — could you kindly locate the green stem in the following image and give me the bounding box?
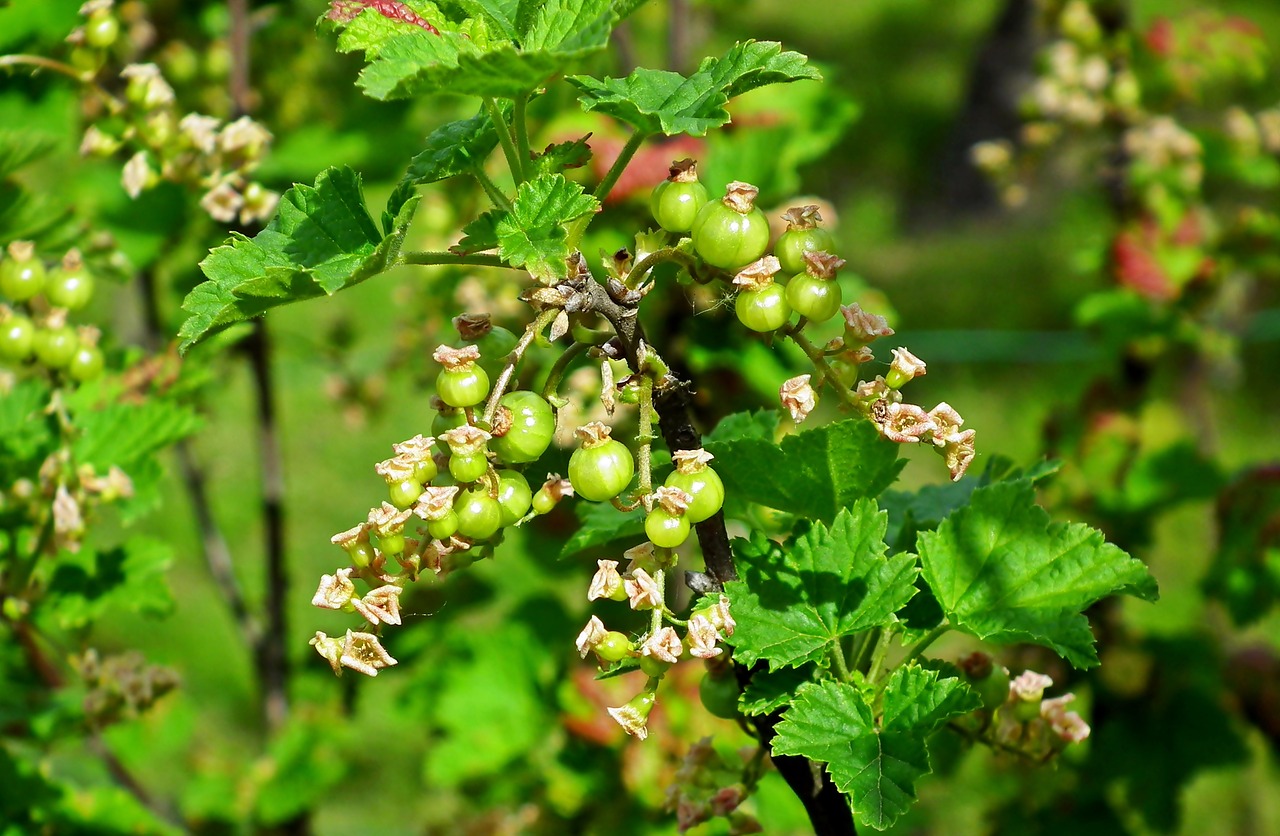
[482,308,559,425]
[650,569,666,634]
[784,325,859,409]
[513,91,533,178]
[539,341,588,399]
[472,168,512,212]
[636,372,656,503]
[900,622,949,668]
[400,251,512,269]
[830,638,853,682]
[865,629,892,684]
[627,246,699,289]
[567,130,649,248]
[851,628,879,673]
[485,97,524,185]
[0,54,123,111]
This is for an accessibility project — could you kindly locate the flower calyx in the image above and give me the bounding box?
[432,343,482,371]
[732,255,782,292]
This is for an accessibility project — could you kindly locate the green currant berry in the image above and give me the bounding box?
[346,540,376,569]
[1012,698,1042,723]
[0,251,46,302]
[785,272,842,322]
[474,328,517,380]
[454,486,502,540]
[413,457,438,484]
[0,315,35,362]
[645,507,690,549]
[427,510,459,540]
[568,427,635,502]
[432,408,468,449]
[67,344,104,382]
[45,264,95,311]
[495,470,532,526]
[34,326,77,369]
[376,530,406,556]
[776,226,836,276]
[596,631,634,663]
[665,468,724,524]
[388,478,423,510]
[691,183,770,271]
[699,672,741,720]
[973,668,1012,711]
[491,391,555,464]
[639,655,669,678]
[531,486,557,515]
[735,284,791,332]
[84,10,120,49]
[436,364,490,408]
[651,161,709,233]
[448,452,489,484]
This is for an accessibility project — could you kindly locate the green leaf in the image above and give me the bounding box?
[880,665,981,734]
[704,417,903,523]
[0,130,55,178]
[739,665,814,716]
[180,166,419,350]
[453,209,504,254]
[771,680,918,831]
[0,379,52,461]
[917,479,1157,668]
[398,105,504,190]
[71,398,201,471]
[725,502,918,670]
[527,134,593,179]
[45,537,175,629]
[772,669,976,831]
[568,40,820,136]
[559,498,646,559]
[332,0,619,100]
[703,408,779,445]
[496,173,598,281]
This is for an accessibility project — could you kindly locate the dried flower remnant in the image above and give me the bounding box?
[575,615,609,659]
[588,559,625,602]
[607,691,656,741]
[641,626,684,664]
[351,584,403,626]
[625,568,664,610]
[339,629,398,676]
[686,615,723,659]
[310,632,344,675]
[779,374,816,423]
[311,567,357,610]
[841,303,894,344]
[875,401,935,444]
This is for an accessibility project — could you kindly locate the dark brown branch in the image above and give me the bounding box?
[575,262,851,835]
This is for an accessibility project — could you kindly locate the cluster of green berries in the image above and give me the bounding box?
[0,242,104,383]
[650,161,846,333]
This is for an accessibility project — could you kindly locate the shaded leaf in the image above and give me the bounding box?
[559,498,646,559]
[704,417,903,523]
[45,538,175,629]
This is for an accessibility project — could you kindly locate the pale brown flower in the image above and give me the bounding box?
[309,632,344,675]
[780,374,816,424]
[575,615,608,659]
[587,559,624,602]
[311,567,357,610]
[640,626,683,664]
[625,568,663,610]
[352,584,403,626]
[686,615,723,659]
[339,630,398,677]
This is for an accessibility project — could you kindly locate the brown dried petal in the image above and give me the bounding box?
[801,251,846,280]
[781,205,823,229]
[331,521,372,548]
[310,632,344,676]
[311,567,357,610]
[339,630,398,677]
[439,424,491,455]
[368,501,413,535]
[432,343,481,370]
[392,434,434,461]
[625,568,663,610]
[352,584,403,626]
[667,158,699,182]
[607,700,651,741]
[574,420,615,448]
[374,455,416,483]
[877,402,936,444]
[841,303,894,343]
[927,402,966,446]
[780,374,817,424]
[588,559,624,602]
[722,181,760,214]
[575,615,608,658]
[641,626,683,663]
[671,449,714,474]
[453,312,493,341]
[652,485,692,516]
[732,255,781,292]
[413,485,461,520]
[686,615,723,659]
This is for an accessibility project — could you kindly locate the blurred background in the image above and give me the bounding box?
[2,0,1279,833]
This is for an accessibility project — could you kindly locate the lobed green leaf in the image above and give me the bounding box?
[725,502,918,671]
[917,478,1158,668]
[179,167,419,351]
[495,173,598,281]
[704,417,903,523]
[568,40,820,136]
